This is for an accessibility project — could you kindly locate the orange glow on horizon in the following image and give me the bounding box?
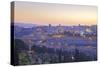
[13,1,97,26]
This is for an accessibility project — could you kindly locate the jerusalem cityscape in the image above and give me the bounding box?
[13,23,97,65]
[12,1,97,65]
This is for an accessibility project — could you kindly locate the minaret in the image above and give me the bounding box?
[49,24,51,27]
[59,24,61,27]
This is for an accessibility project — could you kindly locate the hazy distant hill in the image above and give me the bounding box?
[11,23,35,38]
[13,22,38,28]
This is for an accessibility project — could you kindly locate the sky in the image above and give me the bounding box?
[13,1,97,26]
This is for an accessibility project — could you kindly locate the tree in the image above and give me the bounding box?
[14,39,29,65]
